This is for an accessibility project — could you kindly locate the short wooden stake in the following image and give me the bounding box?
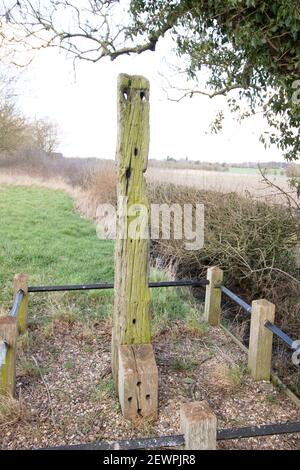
[204,267,223,326]
[180,401,217,450]
[0,317,18,396]
[13,273,29,334]
[118,344,158,420]
[248,299,275,381]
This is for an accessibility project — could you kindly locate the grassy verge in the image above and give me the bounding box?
[0,185,202,331]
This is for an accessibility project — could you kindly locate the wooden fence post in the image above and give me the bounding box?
[248,299,275,381]
[112,74,158,420]
[13,273,29,334]
[204,267,223,326]
[180,401,217,450]
[0,317,18,396]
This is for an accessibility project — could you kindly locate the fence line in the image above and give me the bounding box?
[264,321,297,349]
[205,266,299,382]
[27,279,208,293]
[1,267,300,449]
[220,285,252,314]
[42,419,300,450]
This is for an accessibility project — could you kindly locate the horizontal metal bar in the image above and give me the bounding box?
[9,289,24,318]
[220,286,252,314]
[43,434,185,451]
[0,341,8,369]
[217,420,300,440]
[28,283,114,293]
[28,279,208,293]
[42,420,300,450]
[264,321,298,350]
[149,280,208,288]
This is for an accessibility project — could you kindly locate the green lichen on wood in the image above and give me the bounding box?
[0,317,17,396]
[112,74,152,386]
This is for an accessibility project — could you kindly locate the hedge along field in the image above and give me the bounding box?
[147,183,300,395]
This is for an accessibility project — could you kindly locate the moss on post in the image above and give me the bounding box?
[0,317,18,396]
[112,74,152,387]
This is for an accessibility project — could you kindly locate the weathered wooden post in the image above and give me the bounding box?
[112,74,158,420]
[248,299,275,381]
[180,401,217,450]
[0,317,18,396]
[204,267,223,326]
[13,273,29,334]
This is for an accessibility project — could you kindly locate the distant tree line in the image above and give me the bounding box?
[0,69,59,155]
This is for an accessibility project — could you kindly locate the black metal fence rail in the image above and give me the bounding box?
[28,279,209,293]
[220,286,252,314]
[9,289,24,317]
[265,321,300,351]
[42,420,300,450]
[220,284,299,358]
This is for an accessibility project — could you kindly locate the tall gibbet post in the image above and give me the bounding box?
[13,273,29,334]
[204,267,223,326]
[112,74,158,420]
[248,299,275,381]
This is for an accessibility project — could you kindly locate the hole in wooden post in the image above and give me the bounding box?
[128,397,132,402]
[123,89,129,100]
[137,408,142,415]
[137,381,141,387]
[146,394,150,400]
[125,167,131,179]
[132,319,136,324]
[140,90,146,101]
[134,147,138,156]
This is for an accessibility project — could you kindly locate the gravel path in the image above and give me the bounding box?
[1,319,299,450]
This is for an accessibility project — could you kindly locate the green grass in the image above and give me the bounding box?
[0,185,203,330]
[0,186,114,290]
[0,185,114,319]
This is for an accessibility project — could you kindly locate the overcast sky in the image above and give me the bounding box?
[16,35,283,164]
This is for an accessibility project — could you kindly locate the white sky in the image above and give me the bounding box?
[15,36,284,164]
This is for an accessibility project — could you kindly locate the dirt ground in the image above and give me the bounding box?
[1,318,300,450]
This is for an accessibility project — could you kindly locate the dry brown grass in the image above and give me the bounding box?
[213,363,248,390]
[0,395,31,427]
[0,172,78,196]
[286,163,300,177]
[146,168,295,204]
[75,162,117,223]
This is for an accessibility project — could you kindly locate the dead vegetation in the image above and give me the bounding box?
[0,395,31,428]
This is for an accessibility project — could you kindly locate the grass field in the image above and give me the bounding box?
[146,167,290,202]
[228,167,284,176]
[0,185,200,329]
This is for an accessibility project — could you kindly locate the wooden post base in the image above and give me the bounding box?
[118,344,158,420]
[180,401,217,450]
